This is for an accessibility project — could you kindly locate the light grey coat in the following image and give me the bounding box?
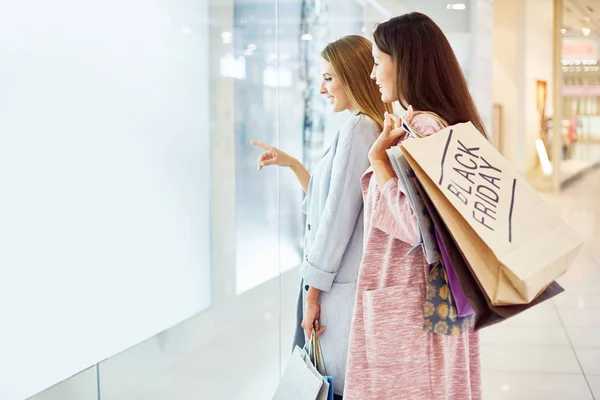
[298,113,380,395]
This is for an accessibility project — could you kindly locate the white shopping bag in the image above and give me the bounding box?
[273,345,329,400]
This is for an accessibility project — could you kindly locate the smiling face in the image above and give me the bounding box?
[320,59,352,113]
[370,43,396,103]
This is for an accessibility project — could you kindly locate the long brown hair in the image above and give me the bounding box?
[322,35,392,129]
[373,13,487,136]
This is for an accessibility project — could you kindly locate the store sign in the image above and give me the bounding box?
[562,38,598,61]
[562,85,600,96]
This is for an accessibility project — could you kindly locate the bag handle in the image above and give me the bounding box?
[309,330,328,376]
[402,110,449,139]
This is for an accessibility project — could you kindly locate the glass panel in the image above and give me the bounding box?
[29,367,98,400]
[0,0,210,398]
[234,0,302,294]
[98,0,283,398]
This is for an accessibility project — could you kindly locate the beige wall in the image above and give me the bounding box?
[492,0,519,162]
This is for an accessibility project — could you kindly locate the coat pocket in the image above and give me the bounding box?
[362,284,429,371]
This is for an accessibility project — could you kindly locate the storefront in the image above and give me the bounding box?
[529,0,600,190]
[7,1,494,399]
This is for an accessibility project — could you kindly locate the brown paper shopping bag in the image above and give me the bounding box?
[400,122,582,305]
[413,173,565,330]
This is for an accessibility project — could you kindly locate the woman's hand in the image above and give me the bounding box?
[251,140,298,171]
[302,302,326,340]
[302,286,325,339]
[251,140,311,193]
[368,111,405,163]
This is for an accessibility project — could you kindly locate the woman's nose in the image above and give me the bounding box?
[319,81,326,94]
[370,66,376,80]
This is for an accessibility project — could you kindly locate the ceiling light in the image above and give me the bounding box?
[446,3,466,10]
[301,33,313,41]
[582,27,591,36]
[561,28,567,34]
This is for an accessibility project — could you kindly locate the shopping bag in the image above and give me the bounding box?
[413,175,565,329]
[273,344,327,400]
[387,147,438,264]
[435,228,474,317]
[309,331,334,400]
[324,377,334,400]
[401,121,582,305]
[388,146,474,334]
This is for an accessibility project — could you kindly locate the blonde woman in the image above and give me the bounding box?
[252,35,391,398]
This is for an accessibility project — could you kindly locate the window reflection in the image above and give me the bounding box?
[234,1,304,293]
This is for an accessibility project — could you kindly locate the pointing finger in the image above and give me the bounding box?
[251,140,270,150]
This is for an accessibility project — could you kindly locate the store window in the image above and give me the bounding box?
[559,5,600,182]
[22,1,493,399]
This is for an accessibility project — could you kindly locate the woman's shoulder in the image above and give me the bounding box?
[339,113,381,143]
[349,113,381,130]
[404,106,445,137]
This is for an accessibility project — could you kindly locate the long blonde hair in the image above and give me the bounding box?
[321,35,392,129]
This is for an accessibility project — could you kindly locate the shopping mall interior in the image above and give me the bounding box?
[1,0,600,399]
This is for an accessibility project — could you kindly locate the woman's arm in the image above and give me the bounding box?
[290,159,311,194]
[369,168,420,245]
[371,159,396,190]
[299,118,374,292]
[367,112,441,245]
[251,140,310,194]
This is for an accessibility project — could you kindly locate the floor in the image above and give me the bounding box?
[481,167,600,400]
[32,168,600,400]
[482,170,600,400]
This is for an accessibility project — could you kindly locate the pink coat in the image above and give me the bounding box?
[343,110,482,399]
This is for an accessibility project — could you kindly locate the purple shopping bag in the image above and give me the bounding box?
[435,229,474,317]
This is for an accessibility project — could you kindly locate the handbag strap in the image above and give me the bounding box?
[402,110,449,139]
